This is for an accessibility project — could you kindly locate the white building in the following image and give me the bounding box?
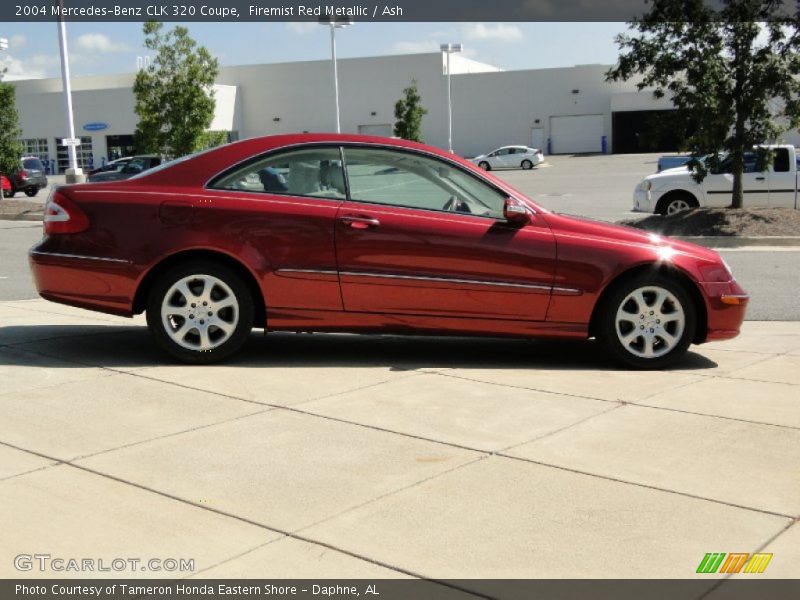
[11,52,800,173]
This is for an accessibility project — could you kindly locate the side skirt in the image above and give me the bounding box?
[266,308,588,339]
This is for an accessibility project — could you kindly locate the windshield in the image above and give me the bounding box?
[22,158,43,170]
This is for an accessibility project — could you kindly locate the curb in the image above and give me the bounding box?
[675,236,800,248]
[0,212,43,222]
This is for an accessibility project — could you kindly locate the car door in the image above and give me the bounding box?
[206,146,346,311]
[702,152,769,207]
[768,148,796,207]
[335,146,556,321]
[490,148,511,169]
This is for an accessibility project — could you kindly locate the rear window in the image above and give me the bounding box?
[22,158,43,170]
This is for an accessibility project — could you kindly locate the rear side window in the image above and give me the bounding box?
[210,147,346,200]
[773,148,790,173]
[22,158,43,170]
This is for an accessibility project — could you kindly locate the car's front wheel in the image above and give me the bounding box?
[146,262,254,363]
[478,161,491,171]
[598,275,696,369]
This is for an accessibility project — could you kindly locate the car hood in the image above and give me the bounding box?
[472,154,488,160]
[543,212,720,262]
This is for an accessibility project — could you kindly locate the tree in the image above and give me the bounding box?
[134,22,219,159]
[607,0,800,209]
[0,68,23,199]
[393,80,427,142]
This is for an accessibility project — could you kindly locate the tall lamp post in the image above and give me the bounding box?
[319,17,353,134]
[440,43,462,154]
[57,1,84,183]
[0,37,8,199]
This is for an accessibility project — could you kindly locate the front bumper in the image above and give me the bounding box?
[632,188,654,213]
[699,279,749,342]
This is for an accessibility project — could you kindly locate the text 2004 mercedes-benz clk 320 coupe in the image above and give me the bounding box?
[29,134,748,368]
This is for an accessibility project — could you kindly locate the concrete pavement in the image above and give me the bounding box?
[0,299,798,581]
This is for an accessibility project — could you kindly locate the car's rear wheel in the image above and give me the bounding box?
[521,159,533,170]
[24,186,38,197]
[478,161,491,171]
[146,262,254,363]
[4,189,16,198]
[598,275,696,369]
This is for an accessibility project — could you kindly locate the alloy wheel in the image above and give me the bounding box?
[615,286,685,359]
[160,274,239,351]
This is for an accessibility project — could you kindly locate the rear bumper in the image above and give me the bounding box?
[29,244,136,317]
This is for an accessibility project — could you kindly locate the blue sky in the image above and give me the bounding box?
[0,22,628,80]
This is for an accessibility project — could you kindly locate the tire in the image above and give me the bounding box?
[5,189,16,199]
[597,274,696,369]
[478,161,491,171]
[657,193,696,216]
[146,261,255,364]
[24,187,38,198]
[521,160,533,170]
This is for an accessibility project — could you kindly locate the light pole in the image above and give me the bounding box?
[319,17,353,134]
[0,37,7,200]
[57,1,84,182]
[440,43,462,154]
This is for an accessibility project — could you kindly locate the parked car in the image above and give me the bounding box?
[87,155,161,182]
[0,175,11,197]
[634,145,799,215]
[4,156,49,198]
[30,134,748,368]
[88,156,133,176]
[471,146,544,171]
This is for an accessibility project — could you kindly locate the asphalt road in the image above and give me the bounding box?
[1,220,797,320]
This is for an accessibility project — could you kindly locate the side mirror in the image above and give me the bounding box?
[503,198,530,224]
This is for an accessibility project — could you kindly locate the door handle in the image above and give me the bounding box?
[756,176,766,181]
[340,215,380,229]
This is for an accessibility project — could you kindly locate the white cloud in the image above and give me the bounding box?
[74,33,131,53]
[0,54,47,80]
[9,34,27,49]
[463,23,524,42]
[286,22,317,34]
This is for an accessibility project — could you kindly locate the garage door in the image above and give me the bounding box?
[550,115,604,154]
[358,124,393,138]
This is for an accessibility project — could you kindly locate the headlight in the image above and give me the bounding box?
[638,180,652,192]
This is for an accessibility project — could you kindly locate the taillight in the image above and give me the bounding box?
[18,169,28,180]
[44,191,89,235]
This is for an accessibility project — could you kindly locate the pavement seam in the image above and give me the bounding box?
[495,404,625,453]
[0,439,489,599]
[494,452,795,520]
[4,339,798,525]
[433,370,800,432]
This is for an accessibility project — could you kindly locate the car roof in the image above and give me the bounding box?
[80,133,545,211]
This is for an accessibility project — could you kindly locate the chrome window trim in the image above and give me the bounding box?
[203,140,537,215]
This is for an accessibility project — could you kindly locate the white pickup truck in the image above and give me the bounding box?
[633,145,799,215]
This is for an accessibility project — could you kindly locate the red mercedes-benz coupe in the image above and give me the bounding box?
[29,134,748,368]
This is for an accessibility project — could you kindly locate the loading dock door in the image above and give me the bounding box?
[550,115,604,154]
